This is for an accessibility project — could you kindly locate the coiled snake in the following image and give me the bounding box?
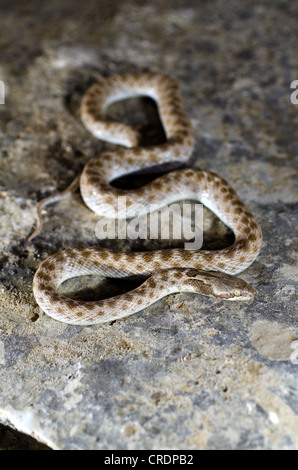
[30,73,262,325]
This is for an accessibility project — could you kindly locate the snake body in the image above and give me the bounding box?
[31,73,262,325]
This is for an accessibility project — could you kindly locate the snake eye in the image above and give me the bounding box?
[233,289,241,297]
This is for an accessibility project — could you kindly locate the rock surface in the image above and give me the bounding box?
[0,0,297,450]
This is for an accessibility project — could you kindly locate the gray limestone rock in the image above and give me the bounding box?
[0,0,297,450]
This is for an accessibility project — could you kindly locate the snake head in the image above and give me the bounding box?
[184,269,256,303]
[223,276,256,302]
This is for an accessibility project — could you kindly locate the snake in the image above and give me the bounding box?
[30,72,262,325]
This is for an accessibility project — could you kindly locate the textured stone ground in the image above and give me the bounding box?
[0,0,297,450]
